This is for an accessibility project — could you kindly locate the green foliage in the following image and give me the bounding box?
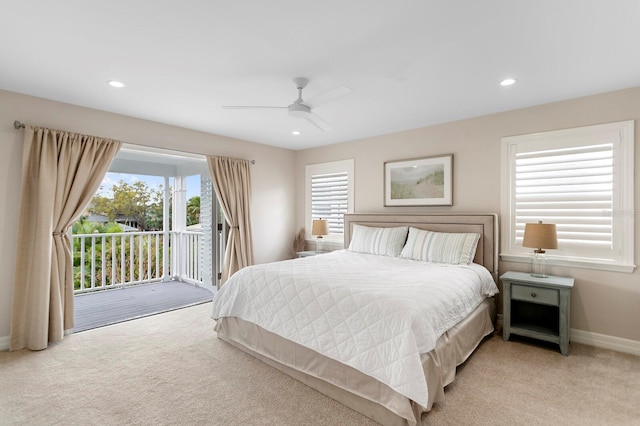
[89,180,166,231]
[72,217,123,235]
[73,177,189,291]
[73,233,165,291]
[187,196,201,226]
[72,213,166,291]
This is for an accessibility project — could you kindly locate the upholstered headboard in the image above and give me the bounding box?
[343,213,499,278]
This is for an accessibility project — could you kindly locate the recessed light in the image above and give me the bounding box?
[292,131,301,135]
[108,80,125,88]
[500,78,516,87]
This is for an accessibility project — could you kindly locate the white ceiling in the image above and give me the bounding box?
[1,1,639,150]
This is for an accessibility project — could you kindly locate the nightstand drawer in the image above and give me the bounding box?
[512,284,558,306]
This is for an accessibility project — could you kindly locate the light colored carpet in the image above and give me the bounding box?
[1,303,639,425]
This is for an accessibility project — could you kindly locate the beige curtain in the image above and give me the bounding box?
[10,127,122,351]
[207,156,254,284]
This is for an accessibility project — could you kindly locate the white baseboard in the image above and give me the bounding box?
[3,324,637,356]
[0,335,9,352]
[570,329,640,356]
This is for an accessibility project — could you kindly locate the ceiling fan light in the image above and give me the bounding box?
[288,102,311,118]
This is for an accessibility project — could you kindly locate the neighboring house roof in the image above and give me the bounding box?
[120,224,140,232]
[85,214,108,223]
[84,214,139,232]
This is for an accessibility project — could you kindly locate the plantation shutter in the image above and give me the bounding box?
[502,120,633,272]
[514,143,613,255]
[311,171,348,234]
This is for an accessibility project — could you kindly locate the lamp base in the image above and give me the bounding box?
[530,272,549,278]
[530,250,548,278]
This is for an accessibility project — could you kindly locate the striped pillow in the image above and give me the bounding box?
[348,225,409,257]
[400,227,480,265]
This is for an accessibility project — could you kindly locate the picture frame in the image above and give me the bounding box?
[384,154,453,206]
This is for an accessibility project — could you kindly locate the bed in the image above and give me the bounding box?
[212,213,499,425]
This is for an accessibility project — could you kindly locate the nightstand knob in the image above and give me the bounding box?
[531,292,537,297]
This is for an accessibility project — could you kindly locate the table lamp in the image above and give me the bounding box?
[522,221,558,278]
[311,218,329,253]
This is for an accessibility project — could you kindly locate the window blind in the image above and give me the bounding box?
[311,172,348,234]
[515,143,613,251]
[502,120,634,272]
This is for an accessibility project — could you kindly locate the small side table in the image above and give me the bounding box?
[501,271,574,355]
[296,251,328,258]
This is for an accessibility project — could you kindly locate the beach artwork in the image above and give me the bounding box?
[384,154,453,206]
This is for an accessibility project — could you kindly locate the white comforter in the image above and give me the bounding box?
[211,250,498,407]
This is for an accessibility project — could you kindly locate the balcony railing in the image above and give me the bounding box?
[73,230,204,294]
[171,230,203,285]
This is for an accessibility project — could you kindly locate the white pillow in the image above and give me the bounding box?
[348,224,409,257]
[400,227,480,265]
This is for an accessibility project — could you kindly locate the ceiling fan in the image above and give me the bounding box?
[222,78,352,132]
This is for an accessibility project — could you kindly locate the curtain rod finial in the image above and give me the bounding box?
[14,120,25,129]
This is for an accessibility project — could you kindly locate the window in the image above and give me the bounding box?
[501,121,634,272]
[305,159,354,243]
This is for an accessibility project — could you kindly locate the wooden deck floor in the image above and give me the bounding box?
[73,281,214,332]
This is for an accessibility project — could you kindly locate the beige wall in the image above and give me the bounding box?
[3,86,638,347]
[0,89,296,341]
[295,86,640,343]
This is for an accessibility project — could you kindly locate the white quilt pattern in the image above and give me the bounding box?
[211,250,498,406]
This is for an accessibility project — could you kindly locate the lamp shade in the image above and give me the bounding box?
[522,222,558,250]
[311,219,329,237]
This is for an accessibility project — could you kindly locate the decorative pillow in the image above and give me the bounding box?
[348,224,409,257]
[400,227,480,265]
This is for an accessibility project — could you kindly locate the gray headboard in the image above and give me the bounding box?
[343,213,499,278]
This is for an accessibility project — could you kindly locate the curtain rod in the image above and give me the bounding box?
[14,120,256,164]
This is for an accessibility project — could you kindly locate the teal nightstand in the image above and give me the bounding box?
[296,251,328,258]
[501,271,574,355]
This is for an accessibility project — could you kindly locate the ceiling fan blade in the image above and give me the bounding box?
[306,85,353,108]
[305,112,332,132]
[222,105,287,110]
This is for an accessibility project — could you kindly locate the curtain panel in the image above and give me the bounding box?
[207,156,254,284]
[10,126,122,351]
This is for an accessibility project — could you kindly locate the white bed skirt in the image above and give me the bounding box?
[215,297,496,426]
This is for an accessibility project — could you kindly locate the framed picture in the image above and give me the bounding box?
[384,154,453,206]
